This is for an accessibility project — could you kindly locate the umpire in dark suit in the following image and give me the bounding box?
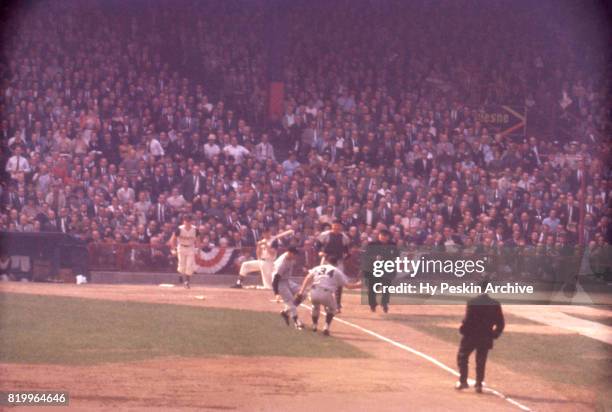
[456,279,505,393]
[363,229,398,313]
[315,220,350,311]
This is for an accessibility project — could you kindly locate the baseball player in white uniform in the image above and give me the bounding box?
[232,228,287,289]
[296,256,361,336]
[169,214,199,289]
[271,247,303,329]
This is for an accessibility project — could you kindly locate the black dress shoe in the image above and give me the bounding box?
[475,383,483,393]
[455,381,469,390]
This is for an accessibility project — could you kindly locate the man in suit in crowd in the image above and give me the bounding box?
[151,193,171,224]
[56,207,72,233]
[442,196,462,226]
[182,164,204,202]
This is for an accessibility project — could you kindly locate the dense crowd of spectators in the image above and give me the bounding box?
[0,0,610,274]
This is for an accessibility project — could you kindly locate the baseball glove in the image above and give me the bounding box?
[293,292,305,306]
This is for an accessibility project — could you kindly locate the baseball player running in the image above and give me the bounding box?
[169,214,199,289]
[271,247,304,329]
[232,228,278,289]
[296,256,361,336]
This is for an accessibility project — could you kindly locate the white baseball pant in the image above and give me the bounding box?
[177,247,195,276]
[277,279,300,317]
[310,286,338,317]
[239,259,274,289]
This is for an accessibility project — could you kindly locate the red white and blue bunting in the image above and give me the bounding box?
[194,247,237,274]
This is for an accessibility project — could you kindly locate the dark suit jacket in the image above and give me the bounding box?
[166,175,181,191]
[500,196,519,211]
[441,205,462,225]
[56,217,72,233]
[182,173,203,202]
[569,171,591,191]
[244,230,258,247]
[149,176,169,201]
[414,157,432,176]
[42,220,60,232]
[472,201,489,216]
[360,209,379,227]
[532,208,546,223]
[559,205,579,225]
[386,167,403,185]
[459,294,505,349]
[4,192,21,210]
[150,203,171,224]
[518,221,533,236]
[377,207,393,225]
[169,140,191,158]
[179,117,199,133]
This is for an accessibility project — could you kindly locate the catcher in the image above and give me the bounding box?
[295,255,361,336]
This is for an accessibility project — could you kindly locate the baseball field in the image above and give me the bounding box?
[0,282,610,411]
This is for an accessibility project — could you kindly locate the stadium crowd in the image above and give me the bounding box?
[0,0,610,276]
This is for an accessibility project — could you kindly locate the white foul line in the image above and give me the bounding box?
[301,304,532,412]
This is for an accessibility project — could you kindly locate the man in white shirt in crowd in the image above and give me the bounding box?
[223,136,250,164]
[7,134,27,151]
[282,151,300,177]
[147,130,165,158]
[32,163,53,194]
[203,134,221,159]
[134,191,152,225]
[542,210,561,234]
[116,179,136,204]
[5,146,31,180]
[167,187,187,212]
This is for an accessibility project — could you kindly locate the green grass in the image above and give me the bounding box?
[0,293,367,365]
[387,313,612,394]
